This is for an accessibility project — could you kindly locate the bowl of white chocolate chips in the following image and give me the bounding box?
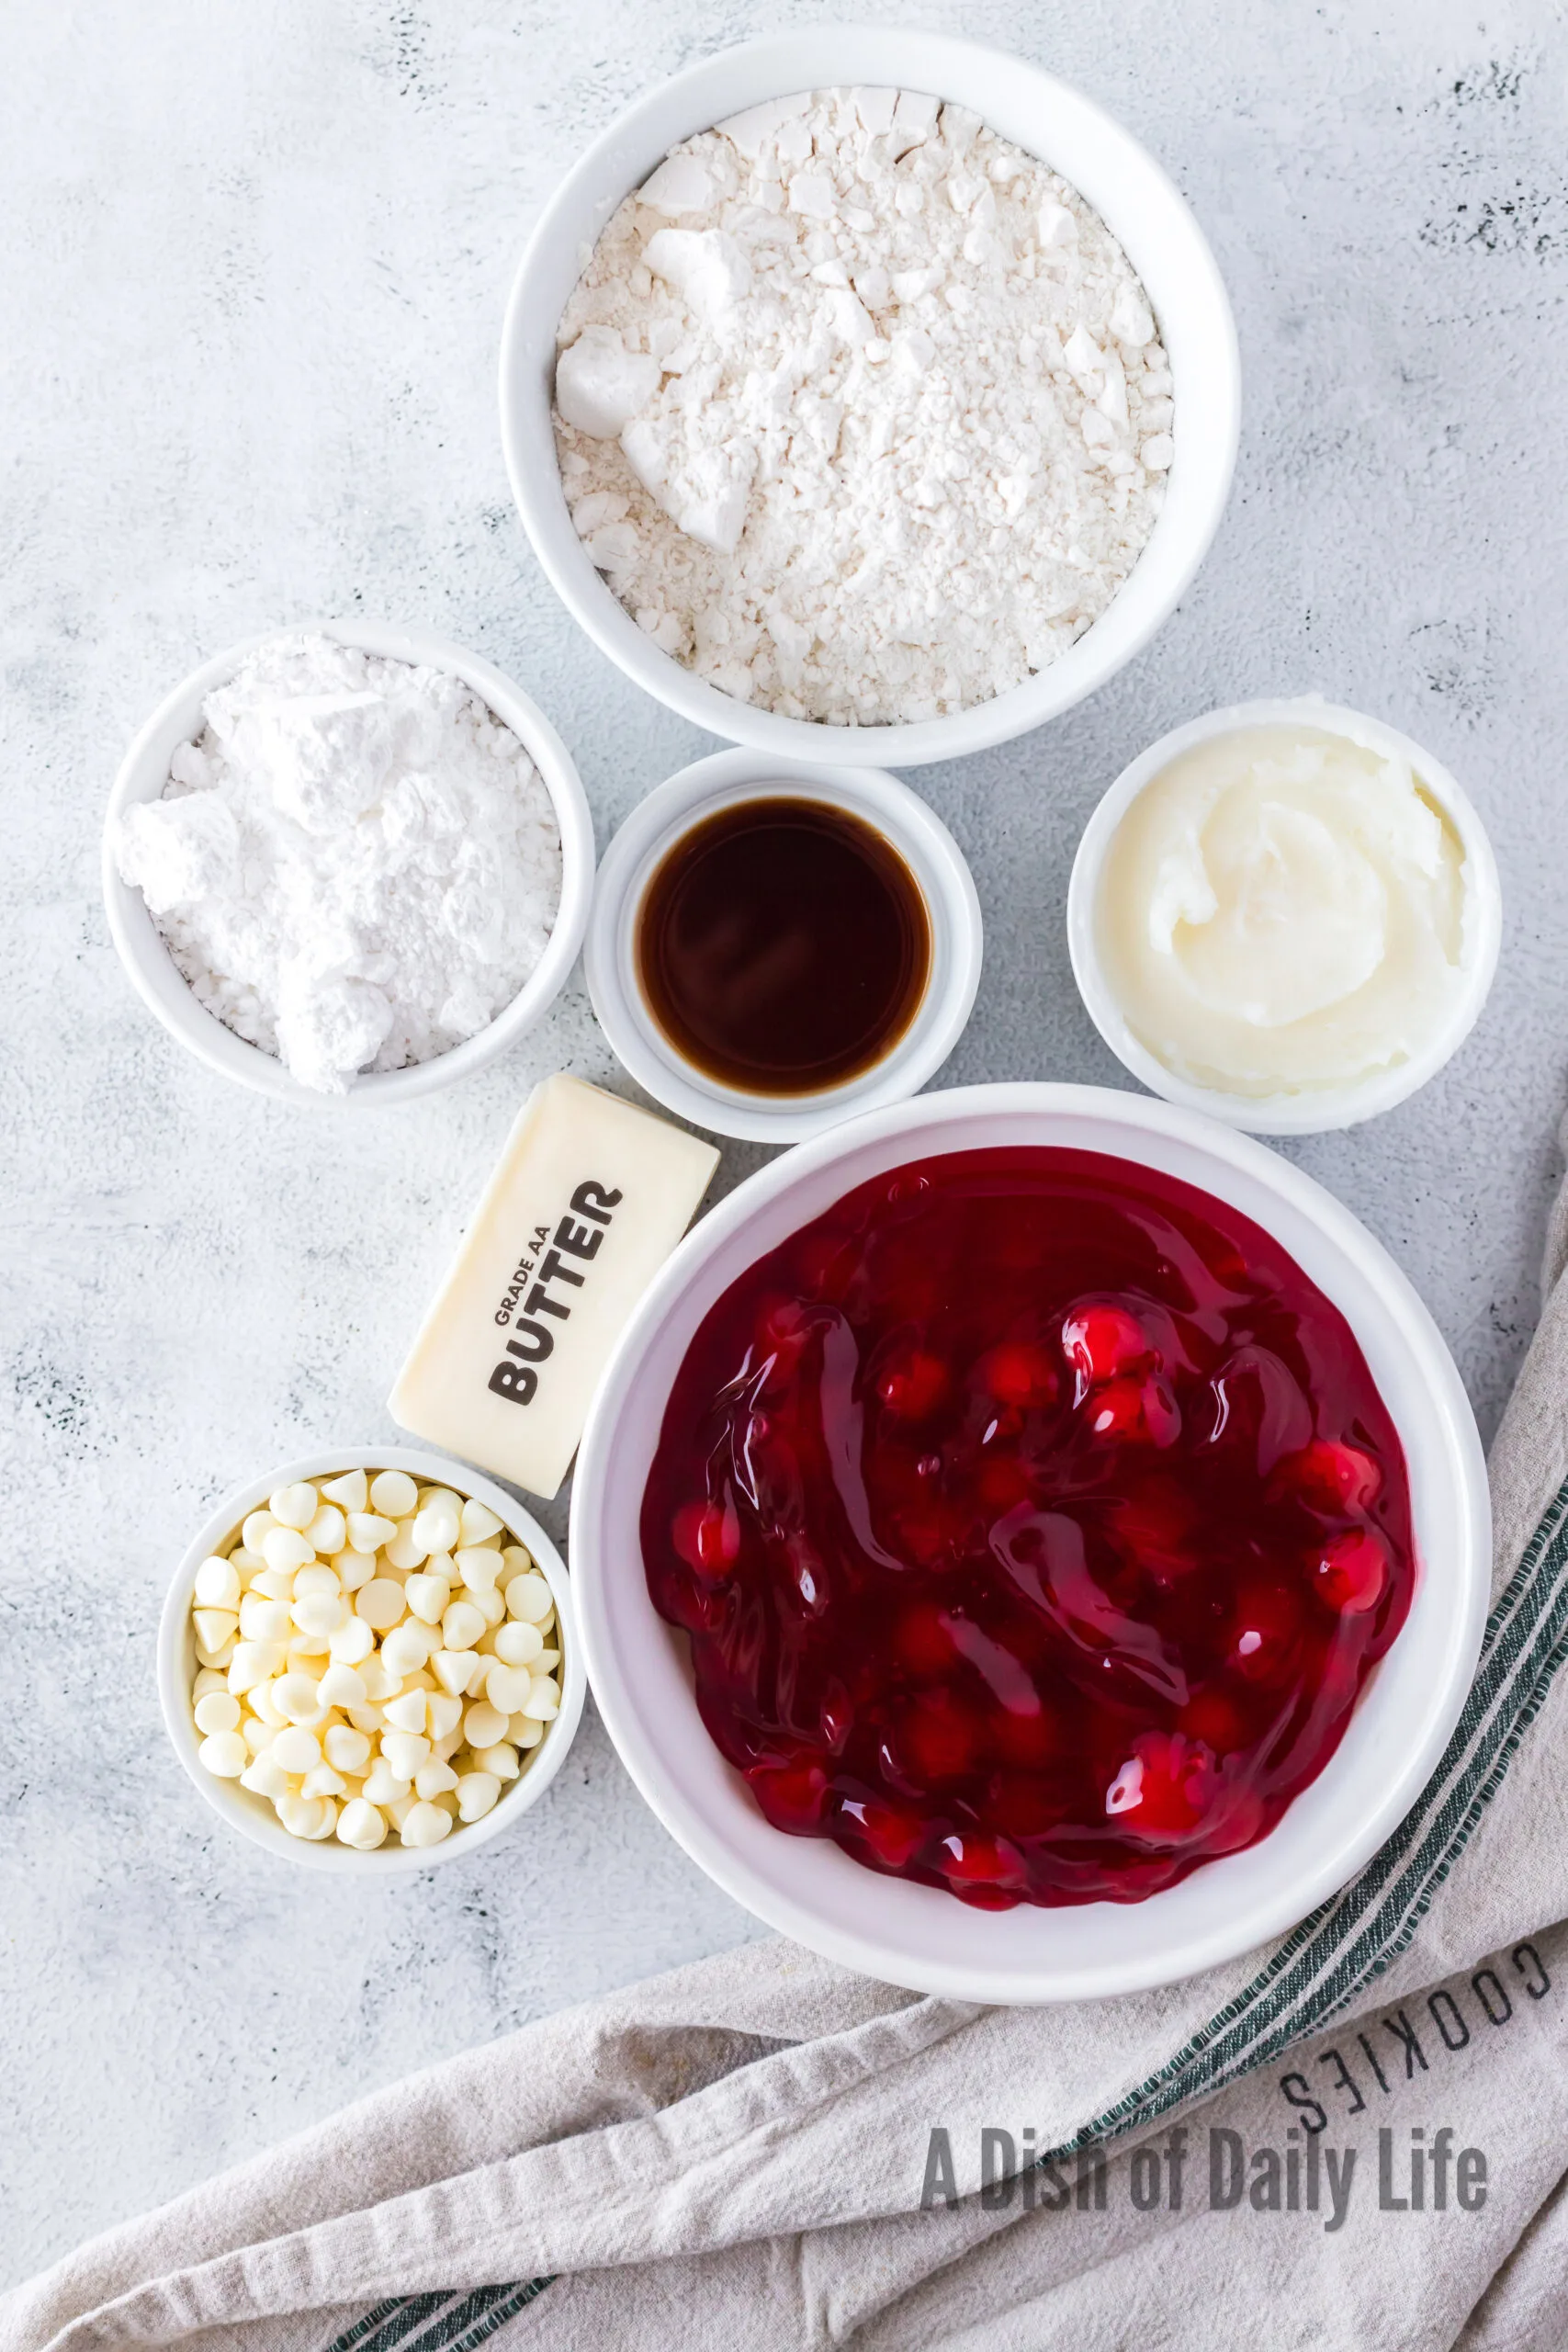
[157,1450,583,1871]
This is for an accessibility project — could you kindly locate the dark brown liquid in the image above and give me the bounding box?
[636,797,931,1097]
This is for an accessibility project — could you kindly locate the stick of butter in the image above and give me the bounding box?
[389,1075,719,1499]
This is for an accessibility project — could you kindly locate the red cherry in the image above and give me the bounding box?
[1228,1579,1303,1681]
[844,1798,923,1870]
[1086,1376,1180,1446]
[896,1601,954,1676]
[993,1705,1066,1767]
[976,1453,1032,1513]
[1062,1302,1151,1388]
[1277,1439,1382,1513]
[1103,1733,1211,1840]
[979,1342,1059,1408]
[1177,1688,1247,1753]
[900,1690,978,1781]
[671,1498,741,1578]
[1313,1530,1390,1615]
[876,1348,950,1419]
[747,1756,831,1832]
[987,1770,1068,1838]
[939,1829,1025,1889]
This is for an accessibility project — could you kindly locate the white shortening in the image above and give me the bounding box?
[554,86,1173,727]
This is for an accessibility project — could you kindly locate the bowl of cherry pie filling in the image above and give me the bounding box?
[571,1085,1489,2001]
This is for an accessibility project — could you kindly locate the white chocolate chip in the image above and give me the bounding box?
[270,1482,321,1531]
[336,1797,387,1849]
[194,1607,240,1654]
[368,1470,419,1518]
[346,1511,397,1554]
[263,1525,315,1574]
[520,1675,560,1722]
[381,1728,431,1779]
[333,1547,377,1593]
[363,1758,412,1805]
[193,1690,241,1736]
[414,1759,459,1800]
[456,1771,501,1822]
[404,1572,452,1624]
[458,1498,503,1544]
[470,1741,520,1781]
[315,1661,367,1711]
[484,1661,535,1716]
[321,1468,368,1513]
[197,1730,248,1777]
[492,1621,544,1668]
[463,1700,508,1748]
[270,1724,322,1773]
[400,1800,453,1849]
[504,1572,553,1623]
[356,1577,407,1632]
[304,1504,346,1555]
[441,1600,486,1651]
[455,1546,502,1594]
[194,1555,242,1610]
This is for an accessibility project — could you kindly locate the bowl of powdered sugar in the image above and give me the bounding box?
[105,623,594,1102]
[501,29,1239,765]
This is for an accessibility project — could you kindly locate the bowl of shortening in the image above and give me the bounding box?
[570,1081,1488,2002]
[1066,698,1502,1135]
[157,1449,584,1872]
[105,622,595,1102]
[500,28,1239,767]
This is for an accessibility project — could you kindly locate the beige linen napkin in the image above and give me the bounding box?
[11,1138,1568,2352]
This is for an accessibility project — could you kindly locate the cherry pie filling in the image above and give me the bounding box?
[640,1148,1416,1908]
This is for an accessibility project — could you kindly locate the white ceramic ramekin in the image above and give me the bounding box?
[157,1447,584,1875]
[500,28,1240,768]
[1066,698,1503,1136]
[570,1082,1490,2004]
[104,621,596,1106]
[583,749,983,1144]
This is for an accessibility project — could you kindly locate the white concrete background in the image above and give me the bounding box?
[2,0,1564,2289]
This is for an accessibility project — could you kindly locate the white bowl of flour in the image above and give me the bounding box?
[104,622,595,1103]
[501,29,1239,765]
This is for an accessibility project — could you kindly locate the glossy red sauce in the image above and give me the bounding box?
[641,1148,1416,1908]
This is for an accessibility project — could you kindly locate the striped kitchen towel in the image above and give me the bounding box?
[11,1136,1568,2350]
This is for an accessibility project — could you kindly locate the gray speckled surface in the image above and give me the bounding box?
[2,0,1564,2289]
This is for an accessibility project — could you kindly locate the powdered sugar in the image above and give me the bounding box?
[114,634,561,1092]
[553,87,1173,727]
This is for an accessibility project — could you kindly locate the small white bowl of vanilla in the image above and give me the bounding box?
[1067,698,1502,1135]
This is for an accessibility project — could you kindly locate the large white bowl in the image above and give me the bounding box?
[157,1448,585,1875]
[105,621,596,1105]
[571,1083,1489,2002]
[501,28,1240,768]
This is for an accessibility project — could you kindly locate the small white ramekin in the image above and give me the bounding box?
[1066,697,1503,1136]
[500,28,1239,767]
[583,748,983,1143]
[104,621,596,1106]
[156,1447,584,1875]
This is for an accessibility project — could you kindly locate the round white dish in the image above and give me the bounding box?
[584,748,983,1143]
[570,1081,1490,2003]
[104,621,596,1106]
[1066,697,1503,1136]
[157,1447,585,1874]
[499,28,1240,768]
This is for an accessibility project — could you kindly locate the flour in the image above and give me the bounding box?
[553,87,1173,727]
[114,634,561,1092]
